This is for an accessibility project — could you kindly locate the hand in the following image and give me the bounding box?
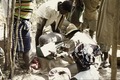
[49,51,57,57]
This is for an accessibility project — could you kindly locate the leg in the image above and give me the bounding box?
[99,44,110,68]
[23,50,30,69]
[89,29,94,38]
[102,52,110,68]
[21,20,31,69]
[103,52,109,62]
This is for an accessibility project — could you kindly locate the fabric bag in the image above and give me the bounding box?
[48,67,71,80]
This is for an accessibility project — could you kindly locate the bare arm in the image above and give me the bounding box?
[51,21,56,32]
[51,21,60,33]
[35,18,47,47]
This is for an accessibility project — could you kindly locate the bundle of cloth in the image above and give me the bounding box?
[48,67,71,80]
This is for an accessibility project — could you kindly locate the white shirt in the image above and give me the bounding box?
[73,65,100,80]
[71,32,97,46]
[36,0,65,33]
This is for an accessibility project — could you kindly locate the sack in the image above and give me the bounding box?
[39,32,64,46]
[48,67,71,80]
[72,43,95,72]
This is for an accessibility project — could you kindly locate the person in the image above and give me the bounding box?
[33,0,73,73]
[35,0,72,47]
[67,0,84,28]
[65,24,97,46]
[96,0,115,68]
[65,24,102,68]
[64,24,101,79]
[81,0,100,38]
[98,44,110,68]
[12,0,34,69]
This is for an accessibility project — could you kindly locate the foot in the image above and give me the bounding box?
[20,64,29,70]
[99,62,110,69]
[102,62,110,68]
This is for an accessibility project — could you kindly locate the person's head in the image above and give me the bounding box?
[58,0,72,14]
[65,23,79,39]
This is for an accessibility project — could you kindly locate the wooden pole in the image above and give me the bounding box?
[9,0,21,78]
[3,23,6,57]
[8,0,16,79]
[4,0,10,71]
[111,0,119,79]
[10,0,21,79]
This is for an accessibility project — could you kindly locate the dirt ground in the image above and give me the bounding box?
[13,29,120,80]
[1,23,120,80]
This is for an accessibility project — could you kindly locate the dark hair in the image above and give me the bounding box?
[62,1,72,12]
[70,77,77,80]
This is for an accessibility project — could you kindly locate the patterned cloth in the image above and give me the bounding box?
[35,0,66,33]
[72,43,101,72]
[48,67,71,80]
[82,0,100,31]
[15,0,33,19]
[12,18,31,52]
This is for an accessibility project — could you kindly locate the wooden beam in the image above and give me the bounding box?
[111,0,119,79]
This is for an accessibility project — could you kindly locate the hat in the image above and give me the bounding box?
[65,23,79,35]
[62,1,72,12]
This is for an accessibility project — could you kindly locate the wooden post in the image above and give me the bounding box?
[3,23,8,70]
[8,0,16,79]
[9,0,21,79]
[111,0,119,79]
[10,0,21,79]
[4,0,10,71]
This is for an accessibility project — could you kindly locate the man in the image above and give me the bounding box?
[96,0,116,68]
[81,0,100,38]
[12,0,34,69]
[65,23,102,66]
[67,0,84,28]
[33,0,72,73]
[35,0,72,47]
[65,24,97,46]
